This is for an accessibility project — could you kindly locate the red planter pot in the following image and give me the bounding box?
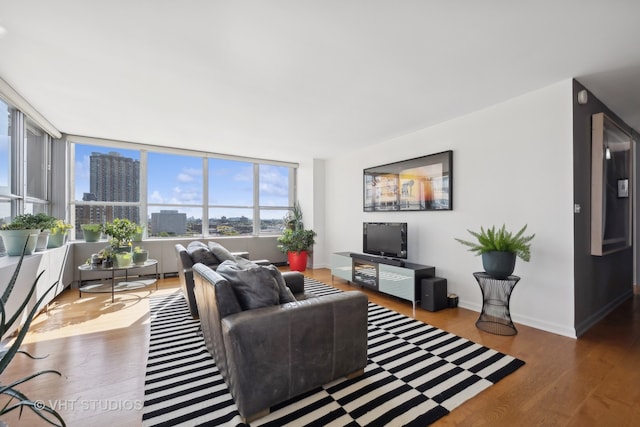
[287,251,309,272]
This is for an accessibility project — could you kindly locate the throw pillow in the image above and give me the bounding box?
[216,260,280,310]
[263,264,296,303]
[187,241,220,267]
[235,256,259,269]
[208,241,236,263]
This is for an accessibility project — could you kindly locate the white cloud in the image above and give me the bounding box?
[149,190,164,203]
[177,173,193,183]
[177,167,202,183]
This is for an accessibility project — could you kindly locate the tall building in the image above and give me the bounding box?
[75,152,140,235]
[151,210,187,236]
[90,151,140,223]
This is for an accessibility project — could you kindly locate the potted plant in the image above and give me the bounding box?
[0,244,65,426]
[277,203,316,271]
[11,213,58,251]
[48,219,73,248]
[114,251,133,268]
[80,223,103,242]
[277,228,317,272]
[0,217,40,256]
[455,224,535,278]
[103,218,138,249]
[133,246,149,265]
[132,224,145,242]
[284,202,304,231]
[97,245,114,268]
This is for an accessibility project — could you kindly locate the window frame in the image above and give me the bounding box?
[69,137,297,240]
[0,97,52,227]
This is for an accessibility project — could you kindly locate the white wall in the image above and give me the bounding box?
[320,80,576,337]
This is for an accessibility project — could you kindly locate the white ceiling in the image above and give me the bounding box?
[1,1,639,162]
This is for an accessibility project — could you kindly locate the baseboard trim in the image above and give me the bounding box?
[574,289,633,337]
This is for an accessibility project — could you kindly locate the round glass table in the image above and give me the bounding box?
[78,259,159,303]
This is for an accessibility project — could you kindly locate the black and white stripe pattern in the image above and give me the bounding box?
[143,279,524,426]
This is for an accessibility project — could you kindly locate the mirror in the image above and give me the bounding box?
[591,112,633,256]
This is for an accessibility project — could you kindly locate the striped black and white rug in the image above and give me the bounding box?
[143,278,525,426]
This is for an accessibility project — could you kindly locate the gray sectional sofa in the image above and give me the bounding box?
[192,262,368,422]
[175,241,275,318]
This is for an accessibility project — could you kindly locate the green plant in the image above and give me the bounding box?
[277,228,317,253]
[132,224,145,241]
[97,245,114,259]
[80,223,103,233]
[103,218,138,247]
[0,243,65,426]
[455,224,535,262]
[284,202,304,231]
[0,214,41,231]
[133,246,145,253]
[50,220,73,235]
[0,222,33,231]
[12,213,58,231]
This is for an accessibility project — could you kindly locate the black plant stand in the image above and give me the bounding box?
[473,272,520,336]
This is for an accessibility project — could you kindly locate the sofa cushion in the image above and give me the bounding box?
[263,264,296,303]
[208,241,237,263]
[216,261,280,310]
[187,241,221,267]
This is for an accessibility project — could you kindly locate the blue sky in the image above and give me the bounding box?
[74,144,289,220]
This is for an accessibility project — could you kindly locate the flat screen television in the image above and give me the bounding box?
[363,222,408,259]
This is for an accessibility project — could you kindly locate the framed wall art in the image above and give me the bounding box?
[363,150,453,212]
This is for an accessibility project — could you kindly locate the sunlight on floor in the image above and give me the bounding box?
[14,286,180,344]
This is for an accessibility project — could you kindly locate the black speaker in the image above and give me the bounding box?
[421,277,448,312]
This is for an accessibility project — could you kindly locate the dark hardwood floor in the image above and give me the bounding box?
[1,268,639,426]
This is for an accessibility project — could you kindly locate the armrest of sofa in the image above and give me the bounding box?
[221,291,368,418]
[176,244,199,318]
[231,251,250,259]
[176,244,195,269]
[282,271,304,294]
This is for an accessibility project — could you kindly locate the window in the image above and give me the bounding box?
[209,158,254,236]
[71,141,296,239]
[0,98,52,232]
[26,120,49,200]
[0,100,11,199]
[148,152,203,237]
[0,199,9,226]
[258,164,292,233]
[73,145,141,238]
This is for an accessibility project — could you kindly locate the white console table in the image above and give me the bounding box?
[331,252,435,314]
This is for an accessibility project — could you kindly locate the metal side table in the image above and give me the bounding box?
[473,272,520,336]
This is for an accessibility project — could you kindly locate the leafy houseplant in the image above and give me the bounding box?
[284,202,304,231]
[0,243,65,426]
[132,246,149,265]
[12,213,57,232]
[277,204,316,272]
[0,216,41,256]
[48,220,73,248]
[132,224,145,242]
[455,224,535,278]
[80,223,103,242]
[103,218,138,249]
[12,213,59,252]
[96,245,114,268]
[277,228,317,254]
[277,229,317,272]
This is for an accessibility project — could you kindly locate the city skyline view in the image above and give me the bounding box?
[73,144,292,235]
